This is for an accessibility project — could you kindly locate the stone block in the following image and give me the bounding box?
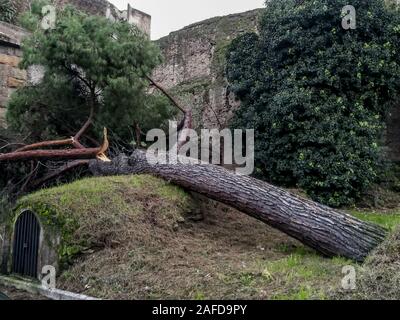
[0,64,11,85]
[7,77,25,88]
[0,87,8,96]
[0,95,8,108]
[8,88,16,96]
[0,54,20,68]
[0,107,7,128]
[10,67,27,80]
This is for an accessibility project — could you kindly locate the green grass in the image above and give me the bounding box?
[263,249,352,283]
[193,292,206,300]
[271,286,316,300]
[349,210,400,230]
[201,206,399,300]
[18,175,191,217]
[8,175,400,300]
[13,175,193,268]
[239,273,255,286]
[219,244,356,300]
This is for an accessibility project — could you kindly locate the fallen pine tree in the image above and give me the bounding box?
[0,132,388,262]
[0,79,388,262]
[87,151,388,262]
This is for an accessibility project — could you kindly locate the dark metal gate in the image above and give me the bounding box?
[12,211,40,278]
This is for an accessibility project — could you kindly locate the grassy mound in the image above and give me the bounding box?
[15,175,193,268]
[14,175,400,299]
[16,176,350,299]
[336,227,400,300]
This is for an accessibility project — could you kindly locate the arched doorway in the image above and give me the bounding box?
[12,211,41,278]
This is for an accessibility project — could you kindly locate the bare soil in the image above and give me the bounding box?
[15,175,398,300]
[57,199,345,300]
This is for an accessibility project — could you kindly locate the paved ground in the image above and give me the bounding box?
[0,285,49,300]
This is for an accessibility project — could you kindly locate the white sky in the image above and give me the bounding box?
[109,0,266,40]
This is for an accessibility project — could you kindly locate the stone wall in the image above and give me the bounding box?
[14,0,120,17]
[0,223,9,274]
[12,0,31,16]
[55,0,114,16]
[14,0,152,36]
[107,3,151,36]
[0,22,30,128]
[127,6,151,36]
[153,9,262,130]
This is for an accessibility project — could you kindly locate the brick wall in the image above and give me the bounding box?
[55,0,112,16]
[14,0,152,36]
[14,0,114,17]
[58,1,152,35]
[127,6,151,36]
[0,22,30,128]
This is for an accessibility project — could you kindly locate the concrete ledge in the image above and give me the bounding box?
[0,22,30,47]
[0,275,100,300]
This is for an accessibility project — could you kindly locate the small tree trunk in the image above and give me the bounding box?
[89,150,387,262]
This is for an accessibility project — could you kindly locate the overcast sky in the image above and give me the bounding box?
[109,0,266,40]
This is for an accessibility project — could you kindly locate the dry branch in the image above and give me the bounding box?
[146,75,186,114]
[0,148,100,162]
[15,138,74,153]
[31,160,90,188]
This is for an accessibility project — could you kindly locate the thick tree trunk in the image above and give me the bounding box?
[89,150,387,262]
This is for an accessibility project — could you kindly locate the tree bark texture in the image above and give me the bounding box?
[89,150,388,262]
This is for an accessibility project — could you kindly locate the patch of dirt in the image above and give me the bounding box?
[57,196,340,300]
[357,185,400,210]
[16,175,355,300]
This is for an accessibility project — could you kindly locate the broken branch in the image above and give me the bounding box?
[31,160,90,188]
[15,138,74,153]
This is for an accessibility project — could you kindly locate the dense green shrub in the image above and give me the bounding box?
[227,0,400,206]
[0,128,31,200]
[0,0,17,23]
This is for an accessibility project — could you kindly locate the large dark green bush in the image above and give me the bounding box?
[227,0,400,206]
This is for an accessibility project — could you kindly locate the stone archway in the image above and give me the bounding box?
[11,210,41,278]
